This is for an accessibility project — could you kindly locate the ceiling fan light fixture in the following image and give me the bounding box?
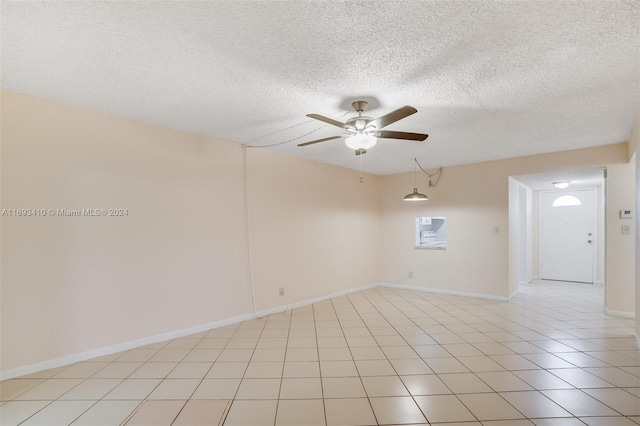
[345,133,377,150]
[553,181,571,189]
[403,187,429,201]
[299,101,426,153]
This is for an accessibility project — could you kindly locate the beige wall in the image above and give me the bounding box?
[631,120,640,333]
[380,160,510,298]
[508,177,522,297]
[605,163,636,314]
[380,144,631,300]
[246,149,381,311]
[1,91,250,371]
[0,91,381,374]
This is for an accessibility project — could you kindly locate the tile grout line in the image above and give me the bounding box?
[5,280,640,425]
[221,315,271,426]
[165,327,219,426]
[273,309,292,426]
[121,329,210,425]
[363,286,482,424]
[312,301,328,426]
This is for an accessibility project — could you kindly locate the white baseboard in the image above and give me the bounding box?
[604,308,635,319]
[0,282,379,381]
[249,283,379,318]
[380,282,510,302]
[509,288,519,300]
[280,283,379,312]
[0,311,255,381]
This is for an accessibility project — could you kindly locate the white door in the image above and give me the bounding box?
[540,189,596,283]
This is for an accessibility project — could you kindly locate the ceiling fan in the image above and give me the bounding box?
[298,101,428,155]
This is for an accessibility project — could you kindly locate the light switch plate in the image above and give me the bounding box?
[621,209,633,218]
[622,225,631,235]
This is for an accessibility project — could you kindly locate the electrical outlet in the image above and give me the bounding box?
[622,225,631,235]
[408,271,413,279]
[279,287,285,296]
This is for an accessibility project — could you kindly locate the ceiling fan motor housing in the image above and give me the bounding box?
[352,100,368,112]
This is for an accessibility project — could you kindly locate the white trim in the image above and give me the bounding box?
[634,331,640,349]
[286,283,379,310]
[380,282,509,302]
[604,308,635,319]
[0,283,379,381]
[0,312,252,381]
[250,283,379,318]
[509,288,520,300]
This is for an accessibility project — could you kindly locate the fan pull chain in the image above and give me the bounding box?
[359,152,364,183]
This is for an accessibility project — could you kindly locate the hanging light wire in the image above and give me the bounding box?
[244,110,351,148]
[415,158,443,187]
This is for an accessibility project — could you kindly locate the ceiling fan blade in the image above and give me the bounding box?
[370,106,417,130]
[297,136,342,147]
[306,114,348,129]
[378,130,429,141]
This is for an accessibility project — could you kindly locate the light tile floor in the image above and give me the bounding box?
[2,280,640,425]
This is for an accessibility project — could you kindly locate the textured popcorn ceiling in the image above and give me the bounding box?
[2,1,639,175]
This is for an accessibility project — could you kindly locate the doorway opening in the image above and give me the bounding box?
[508,168,606,301]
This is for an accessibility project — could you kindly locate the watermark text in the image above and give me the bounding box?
[2,208,129,217]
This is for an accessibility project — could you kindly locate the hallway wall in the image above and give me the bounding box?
[629,119,640,338]
[606,162,636,315]
[379,144,633,302]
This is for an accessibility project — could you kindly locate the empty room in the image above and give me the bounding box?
[2,1,640,425]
